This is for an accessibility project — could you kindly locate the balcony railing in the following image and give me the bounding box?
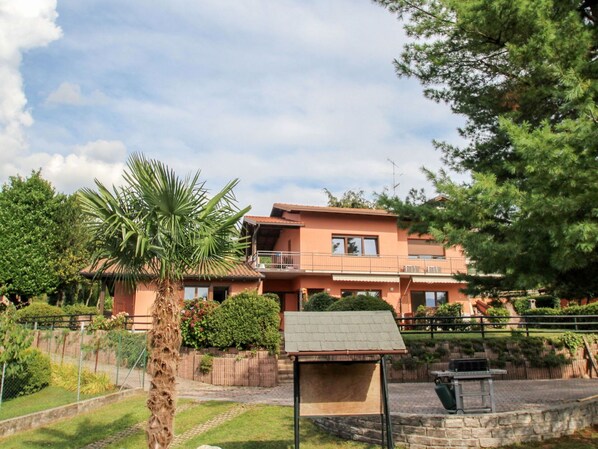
[253,250,467,275]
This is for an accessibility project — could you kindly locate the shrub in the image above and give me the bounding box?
[433,303,463,331]
[51,362,114,394]
[511,297,531,315]
[199,354,213,374]
[180,299,219,349]
[16,303,64,327]
[486,307,509,328]
[530,295,560,309]
[62,304,99,316]
[3,348,51,399]
[326,294,397,318]
[206,291,281,354]
[303,292,337,311]
[87,312,129,331]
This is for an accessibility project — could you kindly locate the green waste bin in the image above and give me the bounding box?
[434,378,456,412]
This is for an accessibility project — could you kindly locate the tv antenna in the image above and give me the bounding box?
[387,158,403,197]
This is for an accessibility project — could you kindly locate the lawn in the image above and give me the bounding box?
[0,395,596,449]
[0,386,107,421]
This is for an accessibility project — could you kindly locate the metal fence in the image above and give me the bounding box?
[0,325,148,411]
[397,314,598,338]
[19,314,152,331]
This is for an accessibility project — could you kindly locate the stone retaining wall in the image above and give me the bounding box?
[0,388,142,438]
[178,348,278,387]
[313,397,598,448]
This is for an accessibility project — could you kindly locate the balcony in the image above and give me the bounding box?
[252,251,467,275]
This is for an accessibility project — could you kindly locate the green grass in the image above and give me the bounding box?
[103,400,236,449]
[0,386,104,421]
[184,405,378,449]
[0,394,596,449]
[0,394,149,449]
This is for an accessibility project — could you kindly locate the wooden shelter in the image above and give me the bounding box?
[284,311,407,448]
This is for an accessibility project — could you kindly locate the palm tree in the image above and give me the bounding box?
[78,154,250,449]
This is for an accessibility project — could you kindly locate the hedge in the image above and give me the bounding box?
[326,294,397,318]
[303,292,337,311]
[16,303,64,327]
[522,303,598,330]
[205,291,281,354]
[3,348,51,399]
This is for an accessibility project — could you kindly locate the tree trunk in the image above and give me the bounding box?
[146,278,181,449]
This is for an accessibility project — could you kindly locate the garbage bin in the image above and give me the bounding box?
[434,377,456,412]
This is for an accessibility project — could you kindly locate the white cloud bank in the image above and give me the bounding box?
[0,1,61,164]
[0,2,123,192]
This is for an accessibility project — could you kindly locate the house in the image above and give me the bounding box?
[241,203,474,318]
[82,202,474,329]
[81,262,263,329]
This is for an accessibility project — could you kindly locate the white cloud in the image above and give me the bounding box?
[7,1,469,216]
[45,82,108,106]
[45,82,82,105]
[19,140,126,193]
[0,0,61,167]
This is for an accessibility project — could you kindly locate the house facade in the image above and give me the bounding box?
[241,203,474,318]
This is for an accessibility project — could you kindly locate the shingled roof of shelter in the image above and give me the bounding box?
[284,311,406,355]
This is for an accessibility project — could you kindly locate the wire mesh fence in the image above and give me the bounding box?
[0,325,148,412]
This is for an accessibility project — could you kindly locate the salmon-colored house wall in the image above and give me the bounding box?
[245,203,475,319]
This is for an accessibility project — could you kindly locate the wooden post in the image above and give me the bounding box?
[380,356,394,449]
[294,357,300,449]
[97,280,107,315]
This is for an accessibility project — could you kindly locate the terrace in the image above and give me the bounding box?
[252,250,467,275]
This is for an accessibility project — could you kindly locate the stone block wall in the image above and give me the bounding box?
[178,348,278,387]
[313,398,598,448]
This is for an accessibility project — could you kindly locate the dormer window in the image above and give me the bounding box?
[332,235,378,256]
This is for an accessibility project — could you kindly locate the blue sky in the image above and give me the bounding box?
[1,0,464,215]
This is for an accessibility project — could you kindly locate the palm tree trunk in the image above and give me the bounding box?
[146,278,181,449]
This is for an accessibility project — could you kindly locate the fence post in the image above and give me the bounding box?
[77,322,85,402]
[0,362,6,410]
[142,333,148,390]
[574,316,578,331]
[115,331,121,386]
[430,317,435,339]
[480,316,485,339]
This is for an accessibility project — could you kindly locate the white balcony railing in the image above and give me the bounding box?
[253,251,467,275]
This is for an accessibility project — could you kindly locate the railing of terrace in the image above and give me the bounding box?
[254,250,468,275]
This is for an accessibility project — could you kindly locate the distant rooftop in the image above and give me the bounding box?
[284,311,406,355]
[272,203,397,218]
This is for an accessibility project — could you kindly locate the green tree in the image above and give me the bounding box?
[376,0,598,299]
[323,188,375,208]
[0,172,88,304]
[78,153,249,449]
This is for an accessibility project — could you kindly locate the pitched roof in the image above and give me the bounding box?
[81,260,263,280]
[284,311,406,355]
[244,215,304,226]
[272,203,396,218]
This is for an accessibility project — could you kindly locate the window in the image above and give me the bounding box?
[213,286,229,303]
[407,239,445,259]
[332,235,378,256]
[184,286,209,301]
[341,290,381,298]
[411,291,448,310]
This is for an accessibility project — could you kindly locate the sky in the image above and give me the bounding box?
[1,0,465,215]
